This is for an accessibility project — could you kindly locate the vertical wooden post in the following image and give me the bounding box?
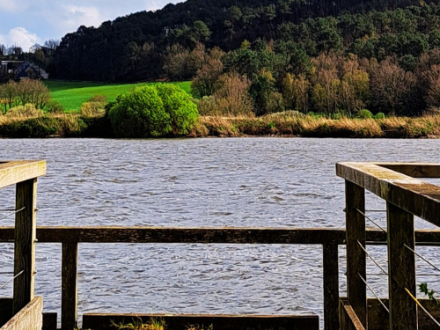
[387,202,417,330]
[345,181,367,327]
[323,243,339,330]
[13,179,37,314]
[62,242,78,330]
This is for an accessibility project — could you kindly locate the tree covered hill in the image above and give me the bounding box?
[51,0,440,82]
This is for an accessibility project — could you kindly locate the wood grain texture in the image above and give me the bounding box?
[339,299,366,330]
[62,242,78,330]
[83,314,319,330]
[323,243,339,330]
[0,161,46,189]
[13,179,37,315]
[387,203,417,330]
[345,181,367,328]
[336,162,440,227]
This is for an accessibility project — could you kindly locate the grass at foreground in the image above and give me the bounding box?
[44,80,191,111]
[0,112,440,138]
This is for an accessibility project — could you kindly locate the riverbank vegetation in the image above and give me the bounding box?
[1,108,440,139]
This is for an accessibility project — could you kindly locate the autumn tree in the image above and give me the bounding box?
[370,57,416,115]
[191,46,225,97]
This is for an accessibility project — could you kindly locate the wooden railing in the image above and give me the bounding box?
[1,226,440,330]
[337,162,440,330]
[3,160,440,329]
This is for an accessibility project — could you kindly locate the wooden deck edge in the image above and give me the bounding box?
[83,313,320,330]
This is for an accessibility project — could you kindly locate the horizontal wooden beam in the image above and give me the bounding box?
[336,162,440,227]
[0,161,46,189]
[0,227,439,244]
[0,227,347,244]
[339,299,365,330]
[83,313,319,330]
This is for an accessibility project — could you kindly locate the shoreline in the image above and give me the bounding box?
[1,114,440,139]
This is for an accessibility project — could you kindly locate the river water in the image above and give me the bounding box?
[0,138,439,328]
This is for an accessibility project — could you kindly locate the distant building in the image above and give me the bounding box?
[14,62,49,80]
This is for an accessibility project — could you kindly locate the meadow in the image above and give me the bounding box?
[44,80,192,111]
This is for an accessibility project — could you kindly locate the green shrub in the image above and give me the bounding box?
[374,112,386,119]
[109,86,169,138]
[46,100,65,114]
[155,84,198,135]
[359,109,373,119]
[108,84,198,138]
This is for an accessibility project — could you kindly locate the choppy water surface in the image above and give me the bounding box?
[1,138,440,328]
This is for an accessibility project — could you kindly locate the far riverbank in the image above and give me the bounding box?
[0,113,439,139]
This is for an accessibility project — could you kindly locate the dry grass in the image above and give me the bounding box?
[190,114,440,138]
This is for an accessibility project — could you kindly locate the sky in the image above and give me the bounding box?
[0,0,182,51]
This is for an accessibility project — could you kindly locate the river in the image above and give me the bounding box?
[0,138,439,328]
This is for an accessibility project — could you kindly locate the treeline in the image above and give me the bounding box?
[190,43,440,116]
[51,0,440,82]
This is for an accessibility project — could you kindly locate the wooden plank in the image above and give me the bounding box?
[83,314,319,330]
[368,298,440,330]
[323,243,339,330]
[387,202,417,330]
[345,181,367,328]
[1,296,43,330]
[339,299,366,330]
[336,162,440,227]
[0,227,348,244]
[0,161,46,189]
[13,179,37,315]
[1,227,440,244]
[62,242,78,330]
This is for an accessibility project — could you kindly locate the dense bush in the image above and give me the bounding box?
[108,84,198,138]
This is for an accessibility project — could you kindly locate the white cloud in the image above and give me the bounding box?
[0,27,41,50]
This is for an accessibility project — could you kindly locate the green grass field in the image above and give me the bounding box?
[44,80,192,111]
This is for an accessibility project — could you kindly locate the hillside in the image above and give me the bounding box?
[50,0,438,82]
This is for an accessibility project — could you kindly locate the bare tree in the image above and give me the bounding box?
[370,57,416,115]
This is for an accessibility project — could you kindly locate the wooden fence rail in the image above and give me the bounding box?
[2,227,440,330]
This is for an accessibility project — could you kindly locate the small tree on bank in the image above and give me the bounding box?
[108,84,198,138]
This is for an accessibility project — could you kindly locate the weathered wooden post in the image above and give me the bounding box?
[62,242,78,330]
[323,243,339,330]
[13,178,38,315]
[345,181,367,328]
[387,203,417,330]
